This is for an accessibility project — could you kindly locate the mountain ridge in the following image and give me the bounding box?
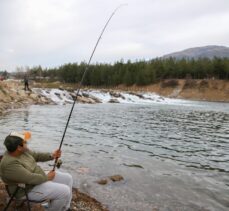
[162,45,229,60]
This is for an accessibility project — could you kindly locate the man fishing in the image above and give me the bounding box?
[0,5,125,211]
[0,131,73,211]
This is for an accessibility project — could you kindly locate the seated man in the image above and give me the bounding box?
[0,131,73,211]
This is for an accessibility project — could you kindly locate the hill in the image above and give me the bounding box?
[163,45,229,60]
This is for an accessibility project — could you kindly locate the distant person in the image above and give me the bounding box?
[0,131,73,211]
[24,76,30,91]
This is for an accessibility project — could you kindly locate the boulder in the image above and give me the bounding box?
[96,179,108,185]
[18,90,27,97]
[110,91,124,99]
[108,98,119,103]
[88,95,102,103]
[77,96,96,104]
[96,174,124,185]
[30,93,39,100]
[109,175,124,182]
[128,92,145,99]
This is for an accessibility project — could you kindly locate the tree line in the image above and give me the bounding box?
[27,57,229,86]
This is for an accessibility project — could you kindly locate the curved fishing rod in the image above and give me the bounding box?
[53,4,127,171]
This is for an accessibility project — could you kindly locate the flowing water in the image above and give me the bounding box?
[0,100,229,211]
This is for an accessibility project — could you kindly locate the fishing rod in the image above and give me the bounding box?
[53,4,127,171]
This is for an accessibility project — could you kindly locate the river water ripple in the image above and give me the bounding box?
[0,101,229,211]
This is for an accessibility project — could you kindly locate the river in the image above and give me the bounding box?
[0,99,229,211]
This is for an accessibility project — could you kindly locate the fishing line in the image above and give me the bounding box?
[53,4,127,170]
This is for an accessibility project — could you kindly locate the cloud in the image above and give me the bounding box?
[0,0,229,71]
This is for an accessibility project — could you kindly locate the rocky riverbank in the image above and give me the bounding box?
[0,80,51,115]
[1,79,229,115]
[0,181,108,211]
[34,79,229,102]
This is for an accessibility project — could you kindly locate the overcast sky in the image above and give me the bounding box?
[0,0,229,71]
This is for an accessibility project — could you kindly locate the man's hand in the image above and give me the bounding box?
[52,149,62,159]
[47,170,55,181]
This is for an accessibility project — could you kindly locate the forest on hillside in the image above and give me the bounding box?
[23,57,229,86]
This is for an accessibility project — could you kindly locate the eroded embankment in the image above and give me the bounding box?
[0,80,50,115]
[115,79,229,102]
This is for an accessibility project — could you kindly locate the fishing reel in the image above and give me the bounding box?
[49,159,63,169]
[56,159,63,169]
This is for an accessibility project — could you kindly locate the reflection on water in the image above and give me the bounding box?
[0,101,229,211]
[23,110,29,124]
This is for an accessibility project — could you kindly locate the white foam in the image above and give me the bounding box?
[33,88,196,106]
[82,90,112,103]
[34,88,73,105]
